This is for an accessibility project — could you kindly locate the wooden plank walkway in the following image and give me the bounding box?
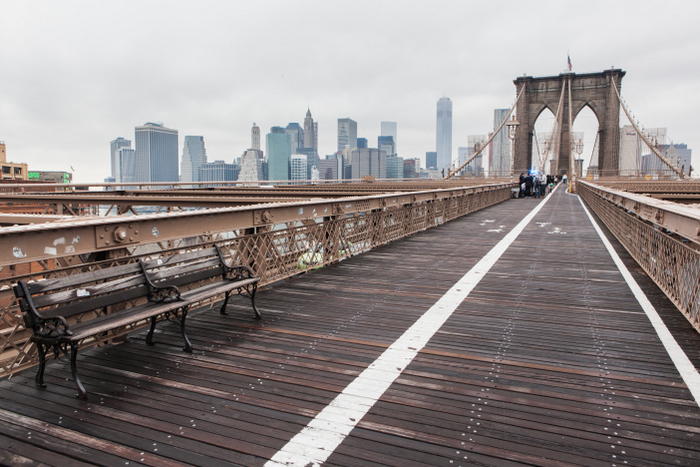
[2,186,700,466]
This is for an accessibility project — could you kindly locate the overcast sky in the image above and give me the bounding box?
[1,0,699,183]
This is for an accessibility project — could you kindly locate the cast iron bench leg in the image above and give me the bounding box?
[146,316,157,346]
[179,306,193,353]
[34,342,47,389]
[219,291,231,315]
[251,284,261,320]
[70,343,87,399]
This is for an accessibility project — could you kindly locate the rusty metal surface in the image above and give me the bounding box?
[580,181,700,248]
[0,183,513,268]
[0,183,513,377]
[579,181,700,333]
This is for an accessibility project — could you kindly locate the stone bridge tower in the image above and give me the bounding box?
[513,69,625,176]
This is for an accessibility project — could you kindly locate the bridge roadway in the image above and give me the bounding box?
[2,185,700,466]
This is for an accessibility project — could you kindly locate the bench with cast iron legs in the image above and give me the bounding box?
[13,245,260,399]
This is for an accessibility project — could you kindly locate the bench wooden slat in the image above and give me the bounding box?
[145,257,222,283]
[26,262,143,295]
[40,285,149,321]
[142,247,218,269]
[57,299,188,342]
[31,274,148,310]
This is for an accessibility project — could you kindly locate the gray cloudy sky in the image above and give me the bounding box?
[1,0,699,183]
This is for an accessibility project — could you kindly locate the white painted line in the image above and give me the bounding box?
[578,196,700,406]
[265,189,555,466]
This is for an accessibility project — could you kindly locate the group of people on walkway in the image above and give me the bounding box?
[518,172,561,198]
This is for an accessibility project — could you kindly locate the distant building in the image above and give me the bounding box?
[251,123,261,151]
[386,155,404,179]
[619,125,641,175]
[118,148,136,183]
[659,143,692,175]
[27,171,73,183]
[239,149,263,182]
[134,122,179,183]
[199,160,239,182]
[426,151,437,170]
[458,136,486,176]
[403,158,419,178]
[351,148,386,179]
[303,109,317,152]
[319,158,340,180]
[285,123,304,154]
[381,121,397,154]
[291,154,308,182]
[0,141,28,180]
[267,127,292,181]
[492,109,510,177]
[437,97,452,175]
[378,135,395,156]
[180,136,207,184]
[357,137,368,149]
[337,118,358,152]
[110,137,131,182]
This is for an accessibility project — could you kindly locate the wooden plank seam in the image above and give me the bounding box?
[577,195,700,406]
[264,186,558,467]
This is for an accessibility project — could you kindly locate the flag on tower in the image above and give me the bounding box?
[567,55,572,71]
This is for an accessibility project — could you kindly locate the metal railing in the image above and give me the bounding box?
[0,182,514,377]
[579,181,700,333]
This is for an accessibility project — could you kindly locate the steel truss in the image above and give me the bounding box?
[0,182,513,377]
[579,181,700,333]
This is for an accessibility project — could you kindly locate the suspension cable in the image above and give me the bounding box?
[611,79,684,178]
[538,81,567,174]
[444,85,526,180]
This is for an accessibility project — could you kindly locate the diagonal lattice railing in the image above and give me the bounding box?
[578,181,700,332]
[0,184,513,377]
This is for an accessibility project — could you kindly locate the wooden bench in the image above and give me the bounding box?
[13,245,260,399]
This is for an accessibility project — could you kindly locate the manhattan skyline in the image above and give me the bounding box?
[1,1,699,183]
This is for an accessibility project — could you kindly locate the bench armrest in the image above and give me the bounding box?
[13,280,73,337]
[214,244,257,281]
[139,261,182,303]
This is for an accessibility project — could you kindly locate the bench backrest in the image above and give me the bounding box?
[13,246,232,331]
[141,246,226,290]
[14,261,149,330]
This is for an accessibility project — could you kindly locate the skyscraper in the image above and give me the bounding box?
[351,148,386,179]
[285,123,304,154]
[337,118,357,152]
[291,154,308,182]
[378,135,395,156]
[180,136,207,183]
[381,121,397,154]
[303,109,316,153]
[134,123,178,183]
[267,127,292,181]
[118,147,136,183]
[436,97,452,175]
[251,123,261,151]
[110,137,131,182]
[426,151,437,170]
[492,109,510,177]
[239,149,263,182]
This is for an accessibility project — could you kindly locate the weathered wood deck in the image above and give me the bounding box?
[2,186,700,466]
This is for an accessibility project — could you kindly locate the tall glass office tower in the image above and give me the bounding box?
[180,136,207,183]
[337,118,357,152]
[267,127,292,181]
[134,123,179,183]
[381,121,397,154]
[436,97,452,175]
[492,109,510,177]
[110,137,131,182]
